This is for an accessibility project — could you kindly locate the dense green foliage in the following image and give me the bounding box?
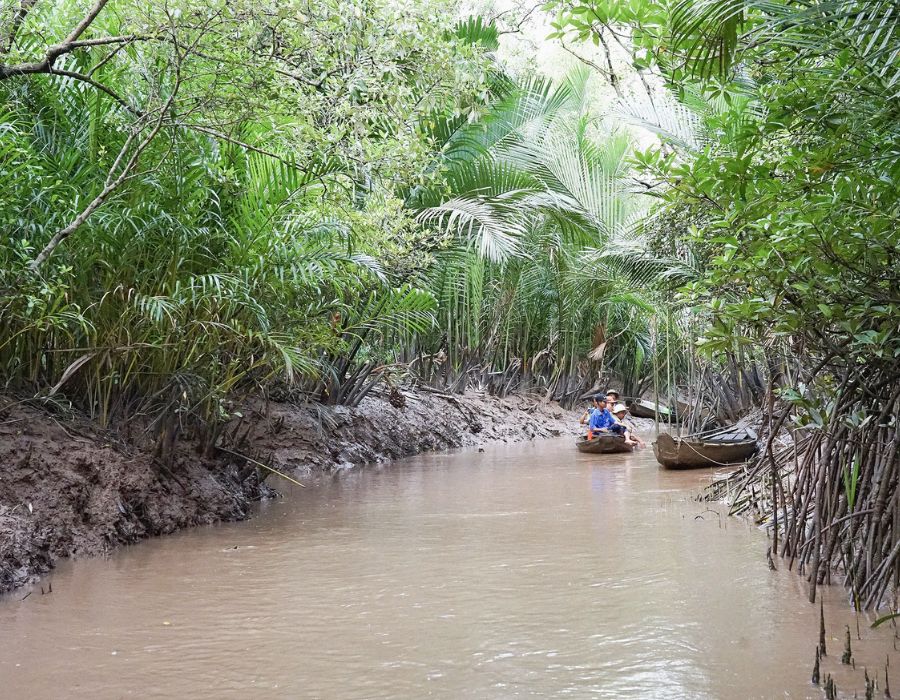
[412,68,688,400]
[549,0,899,410]
[1,0,691,455]
[0,0,488,439]
[15,0,892,449]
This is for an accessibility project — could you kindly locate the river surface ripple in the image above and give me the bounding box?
[1,438,897,699]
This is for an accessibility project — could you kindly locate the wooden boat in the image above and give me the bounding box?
[576,434,633,454]
[653,427,758,469]
[628,399,675,421]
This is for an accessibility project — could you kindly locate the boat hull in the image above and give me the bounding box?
[576,435,633,454]
[653,433,757,469]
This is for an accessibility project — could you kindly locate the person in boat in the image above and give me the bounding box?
[579,405,595,426]
[578,390,622,428]
[612,403,646,448]
[583,396,627,440]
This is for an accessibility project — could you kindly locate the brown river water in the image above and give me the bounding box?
[2,438,899,699]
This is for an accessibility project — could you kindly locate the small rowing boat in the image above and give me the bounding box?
[653,426,757,469]
[628,399,675,421]
[576,434,633,454]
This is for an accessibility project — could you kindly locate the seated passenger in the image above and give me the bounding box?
[612,403,646,448]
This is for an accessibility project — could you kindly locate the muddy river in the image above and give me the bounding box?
[2,439,897,698]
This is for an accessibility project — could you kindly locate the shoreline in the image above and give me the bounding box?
[0,388,581,594]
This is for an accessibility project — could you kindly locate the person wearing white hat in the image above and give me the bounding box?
[612,403,646,448]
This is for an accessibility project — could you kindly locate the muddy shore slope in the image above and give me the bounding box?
[0,389,578,593]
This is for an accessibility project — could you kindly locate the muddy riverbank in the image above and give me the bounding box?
[0,389,579,593]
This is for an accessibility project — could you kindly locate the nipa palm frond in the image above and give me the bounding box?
[416,193,529,262]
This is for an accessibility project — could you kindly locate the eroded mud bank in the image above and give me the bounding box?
[0,389,577,592]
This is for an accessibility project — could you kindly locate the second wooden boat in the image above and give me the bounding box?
[653,431,757,469]
[576,434,633,454]
[628,399,675,421]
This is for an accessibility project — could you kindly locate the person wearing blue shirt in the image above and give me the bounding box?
[581,395,627,439]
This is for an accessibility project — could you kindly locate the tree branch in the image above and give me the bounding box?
[0,0,113,80]
[183,124,304,169]
[560,39,623,99]
[62,0,110,44]
[69,34,152,49]
[27,5,226,268]
[495,2,542,36]
[594,29,623,99]
[1,0,39,55]
[45,68,138,113]
[598,20,658,110]
[29,113,167,270]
